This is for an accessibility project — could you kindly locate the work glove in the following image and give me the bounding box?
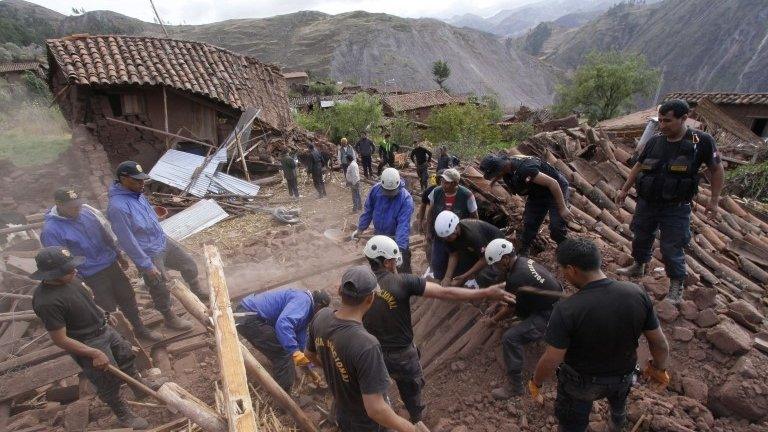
[642,360,670,389]
[528,380,544,404]
[292,351,311,367]
[350,229,360,241]
[307,363,327,388]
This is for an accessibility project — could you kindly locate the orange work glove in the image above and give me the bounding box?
[642,360,670,389]
[528,380,544,404]
[292,351,311,367]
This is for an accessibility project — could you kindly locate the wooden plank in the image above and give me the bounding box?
[0,345,63,374]
[0,356,81,402]
[5,256,37,275]
[205,245,258,432]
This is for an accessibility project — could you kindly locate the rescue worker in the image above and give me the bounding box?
[435,146,459,172]
[616,99,724,303]
[483,239,564,399]
[338,137,357,176]
[352,168,414,273]
[479,154,573,256]
[31,246,152,429]
[41,188,160,341]
[236,288,331,392]
[422,169,478,280]
[377,133,399,175]
[306,266,418,432]
[355,131,376,179]
[434,210,503,287]
[362,235,514,422]
[281,150,300,199]
[409,143,432,191]
[307,143,327,198]
[346,154,363,213]
[531,238,670,432]
[107,161,205,331]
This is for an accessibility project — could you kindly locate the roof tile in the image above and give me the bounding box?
[664,92,768,106]
[382,89,460,112]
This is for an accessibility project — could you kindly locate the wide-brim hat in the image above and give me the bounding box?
[30,246,85,280]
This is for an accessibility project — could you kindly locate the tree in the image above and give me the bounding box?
[292,93,382,143]
[389,115,416,148]
[553,51,659,123]
[425,103,502,159]
[432,60,451,89]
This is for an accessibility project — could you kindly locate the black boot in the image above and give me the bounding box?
[110,399,149,429]
[491,374,524,400]
[133,323,162,342]
[162,311,193,331]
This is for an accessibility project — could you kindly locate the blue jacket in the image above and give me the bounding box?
[358,180,414,250]
[239,289,314,353]
[41,207,118,277]
[107,183,166,270]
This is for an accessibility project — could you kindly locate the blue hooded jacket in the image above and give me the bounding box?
[41,207,118,277]
[239,288,313,353]
[357,179,414,250]
[107,183,166,271]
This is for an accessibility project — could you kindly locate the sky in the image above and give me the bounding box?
[28,0,535,24]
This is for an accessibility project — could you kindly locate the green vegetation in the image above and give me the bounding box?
[524,22,553,55]
[553,51,659,123]
[432,60,451,90]
[725,161,768,202]
[389,116,416,148]
[308,81,340,96]
[293,93,383,143]
[502,122,535,143]
[425,103,503,159]
[0,42,44,63]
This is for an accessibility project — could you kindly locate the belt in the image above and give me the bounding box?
[558,364,636,385]
[75,323,107,342]
[382,343,416,356]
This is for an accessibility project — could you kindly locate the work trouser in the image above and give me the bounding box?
[416,162,429,190]
[555,364,634,432]
[285,171,299,197]
[430,237,450,280]
[340,163,349,176]
[383,344,425,422]
[501,309,551,380]
[235,311,295,392]
[377,153,395,175]
[630,199,691,280]
[519,179,570,256]
[311,169,326,197]
[84,260,142,330]
[399,246,412,274]
[361,155,373,178]
[73,326,137,408]
[351,183,362,212]
[143,237,200,313]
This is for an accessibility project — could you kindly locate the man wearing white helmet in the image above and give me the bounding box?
[483,238,564,400]
[362,235,514,422]
[353,168,415,273]
[434,210,503,287]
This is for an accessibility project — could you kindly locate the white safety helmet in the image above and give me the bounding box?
[364,235,403,266]
[380,168,401,191]
[485,238,515,265]
[434,210,460,238]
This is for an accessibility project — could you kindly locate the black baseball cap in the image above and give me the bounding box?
[339,266,379,298]
[53,187,82,204]
[30,246,85,280]
[479,155,506,180]
[312,290,332,309]
[116,161,150,180]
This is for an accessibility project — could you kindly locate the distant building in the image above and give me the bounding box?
[0,61,44,85]
[282,71,309,92]
[664,92,768,138]
[382,89,462,122]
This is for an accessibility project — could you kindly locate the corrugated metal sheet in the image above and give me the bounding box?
[161,199,229,241]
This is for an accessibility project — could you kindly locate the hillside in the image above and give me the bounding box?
[0,2,555,108]
[546,0,768,95]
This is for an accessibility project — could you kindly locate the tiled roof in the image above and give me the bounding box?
[0,62,42,74]
[664,92,768,106]
[382,89,458,112]
[46,35,290,129]
[289,93,380,108]
[282,71,308,79]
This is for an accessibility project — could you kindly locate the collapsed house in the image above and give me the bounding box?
[665,92,768,139]
[382,89,464,122]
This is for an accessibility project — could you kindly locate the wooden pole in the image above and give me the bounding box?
[157,383,228,432]
[105,117,215,149]
[170,280,319,432]
[235,134,251,181]
[105,364,161,400]
[204,245,258,432]
[163,86,170,149]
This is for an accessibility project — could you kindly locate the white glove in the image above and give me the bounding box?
[350,230,360,241]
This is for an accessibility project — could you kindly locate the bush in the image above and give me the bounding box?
[725,161,768,202]
[502,122,535,143]
[389,116,416,148]
[425,103,503,160]
[292,93,383,143]
[23,71,49,99]
[308,82,340,96]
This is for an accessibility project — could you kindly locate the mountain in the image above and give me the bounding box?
[486,0,617,36]
[0,2,556,108]
[446,13,491,32]
[545,0,768,95]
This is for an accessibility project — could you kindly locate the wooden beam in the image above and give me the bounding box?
[170,279,318,432]
[204,245,258,432]
[157,383,227,432]
[105,117,215,149]
[163,86,170,148]
[0,355,81,402]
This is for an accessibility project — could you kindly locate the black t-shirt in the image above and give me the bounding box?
[421,185,437,205]
[308,308,391,427]
[446,219,504,261]
[638,129,720,168]
[410,147,432,165]
[505,257,562,318]
[545,278,660,376]
[32,279,106,341]
[502,157,566,200]
[363,270,426,351]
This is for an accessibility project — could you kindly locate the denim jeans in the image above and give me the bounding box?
[143,237,199,313]
[555,365,633,432]
[519,177,570,256]
[74,327,137,407]
[84,260,142,329]
[351,183,362,211]
[630,198,692,279]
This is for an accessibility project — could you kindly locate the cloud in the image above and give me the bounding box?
[30,0,533,24]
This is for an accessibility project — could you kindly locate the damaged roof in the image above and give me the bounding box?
[382,89,459,112]
[0,61,42,74]
[45,34,290,130]
[664,92,768,106]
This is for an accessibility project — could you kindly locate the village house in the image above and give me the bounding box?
[46,34,291,171]
[282,71,309,93]
[665,92,768,139]
[0,61,44,85]
[381,89,462,122]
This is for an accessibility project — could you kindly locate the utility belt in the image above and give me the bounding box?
[638,198,692,209]
[382,343,419,358]
[557,363,638,386]
[74,321,108,343]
